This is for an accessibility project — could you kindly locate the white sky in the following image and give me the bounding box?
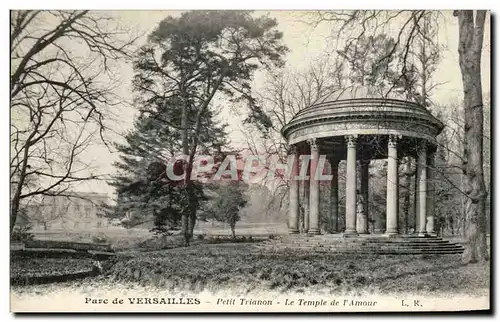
[20,10,492,196]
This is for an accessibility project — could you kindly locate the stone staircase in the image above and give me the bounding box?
[257,234,465,255]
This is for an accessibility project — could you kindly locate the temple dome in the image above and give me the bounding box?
[281,85,444,145]
[313,85,413,105]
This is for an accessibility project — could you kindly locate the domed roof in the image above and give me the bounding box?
[281,86,444,145]
[313,85,412,105]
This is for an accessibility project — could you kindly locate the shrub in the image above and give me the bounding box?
[137,235,185,250]
[149,227,174,236]
[203,235,262,244]
[10,226,34,243]
[92,233,108,244]
[355,275,367,285]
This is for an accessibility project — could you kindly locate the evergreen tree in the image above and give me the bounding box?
[109,102,223,232]
[202,181,248,239]
[133,10,287,244]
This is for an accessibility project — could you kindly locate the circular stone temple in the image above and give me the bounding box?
[281,87,444,237]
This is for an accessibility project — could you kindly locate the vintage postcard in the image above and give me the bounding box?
[10,9,491,313]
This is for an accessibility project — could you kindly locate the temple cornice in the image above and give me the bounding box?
[281,98,444,144]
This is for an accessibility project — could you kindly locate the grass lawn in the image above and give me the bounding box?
[11,242,489,300]
[98,243,489,296]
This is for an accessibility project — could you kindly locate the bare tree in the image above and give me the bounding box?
[10,10,139,234]
[403,13,443,233]
[242,56,346,225]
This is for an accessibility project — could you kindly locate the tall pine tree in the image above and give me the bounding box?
[110,97,227,233]
[132,11,287,244]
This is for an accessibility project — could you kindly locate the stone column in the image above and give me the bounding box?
[416,141,428,236]
[288,145,300,234]
[373,159,386,234]
[308,139,320,235]
[329,157,339,233]
[299,176,305,233]
[426,148,436,235]
[356,160,370,234]
[302,171,310,233]
[344,135,358,236]
[385,135,400,236]
[413,158,420,234]
[298,145,309,233]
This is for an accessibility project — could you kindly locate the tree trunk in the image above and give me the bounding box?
[181,213,189,245]
[10,141,32,235]
[180,87,190,246]
[230,222,236,239]
[180,86,191,246]
[187,193,197,240]
[10,198,20,234]
[185,154,199,241]
[462,217,467,238]
[455,10,489,263]
[179,72,226,246]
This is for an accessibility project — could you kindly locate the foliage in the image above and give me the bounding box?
[337,30,440,105]
[10,257,94,279]
[136,10,287,130]
[137,234,187,250]
[203,236,260,244]
[110,103,212,233]
[10,225,34,243]
[91,233,108,244]
[112,159,207,234]
[338,34,406,91]
[131,10,287,244]
[201,181,248,238]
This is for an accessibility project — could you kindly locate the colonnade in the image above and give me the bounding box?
[288,135,436,237]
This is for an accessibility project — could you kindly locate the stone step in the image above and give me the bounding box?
[315,250,464,255]
[258,245,464,252]
[277,238,446,244]
[259,235,465,255]
[269,241,452,248]
[261,244,464,251]
[360,242,459,247]
[265,241,461,248]
[256,247,464,255]
[267,240,456,245]
[259,245,464,251]
[362,239,449,244]
[255,250,464,256]
[279,235,444,239]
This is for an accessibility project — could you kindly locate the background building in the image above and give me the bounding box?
[23,192,110,231]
